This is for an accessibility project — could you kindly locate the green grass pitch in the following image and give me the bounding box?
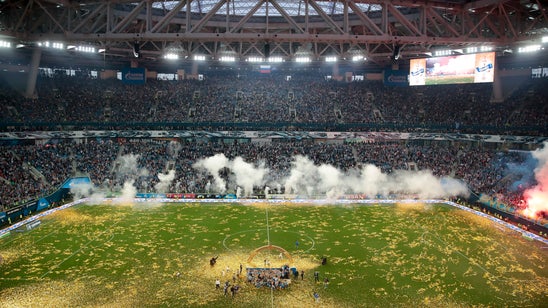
[425,75,474,85]
[1,202,547,307]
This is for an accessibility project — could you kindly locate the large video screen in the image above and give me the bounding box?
[409,52,495,86]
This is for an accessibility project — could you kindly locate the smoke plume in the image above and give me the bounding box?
[282,155,468,199]
[230,157,267,196]
[155,170,176,193]
[193,154,268,196]
[194,153,468,199]
[522,142,548,218]
[193,153,229,193]
[118,179,137,203]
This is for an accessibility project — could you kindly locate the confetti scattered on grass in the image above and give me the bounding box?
[0,202,547,307]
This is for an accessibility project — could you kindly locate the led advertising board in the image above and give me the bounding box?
[409,52,495,86]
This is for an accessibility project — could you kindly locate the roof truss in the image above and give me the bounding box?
[0,0,545,66]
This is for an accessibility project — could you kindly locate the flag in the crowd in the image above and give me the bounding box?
[259,65,271,74]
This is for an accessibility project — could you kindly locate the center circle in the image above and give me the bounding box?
[222,229,315,253]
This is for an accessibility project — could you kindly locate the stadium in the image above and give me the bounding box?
[0,0,547,307]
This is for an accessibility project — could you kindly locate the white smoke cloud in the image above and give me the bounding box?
[69,182,95,200]
[350,164,389,197]
[193,154,269,196]
[118,180,137,203]
[283,155,317,195]
[116,154,149,178]
[155,169,176,193]
[99,153,149,204]
[193,153,229,193]
[230,157,268,196]
[317,164,345,199]
[70,182,107,204]
[183,150,470,199]
[282,156,469,199]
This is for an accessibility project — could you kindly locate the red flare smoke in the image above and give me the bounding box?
[522,143,548,219]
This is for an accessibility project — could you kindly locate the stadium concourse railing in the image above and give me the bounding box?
[0,121,546,135]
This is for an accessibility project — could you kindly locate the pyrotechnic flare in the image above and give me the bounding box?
[522,142,548,219]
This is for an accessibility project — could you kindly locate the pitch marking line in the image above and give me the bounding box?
[222,229,315,253]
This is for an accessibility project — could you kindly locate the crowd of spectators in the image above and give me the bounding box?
[0,71,546,134]
[0,70,545,212]
[0,138,533,212]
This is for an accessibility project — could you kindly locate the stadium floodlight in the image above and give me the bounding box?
[67,45,76,50]
[295,56,311,63]
[52,42,64,50]
[0,40,11,48]
[76,45,96,53]
[434,50,451,56]
[466,47,478,53]
[98,48,106,53]
[163,53,179,60]
[36,41,65,49]
[247,57,264,63]
[268,56,283,63]
[480,46,493,52]
[193,55,206,61]
[542,36,548,43]
[325,56,338,62]
[352,55,364,62]
[219,56,236,62]
[518,45,541,53]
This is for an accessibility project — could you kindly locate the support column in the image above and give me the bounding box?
[332,62,339,80]
[25,48,42,98]
[491,68,503,103]
[191,61,199,76]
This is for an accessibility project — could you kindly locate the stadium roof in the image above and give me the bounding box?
[150,0,383,16]
[0,0,546,70]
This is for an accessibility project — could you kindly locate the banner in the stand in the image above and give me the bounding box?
[36,198,50,211]
[61,176,92,189]
[384,69,409,87]
[121,67,146,85]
